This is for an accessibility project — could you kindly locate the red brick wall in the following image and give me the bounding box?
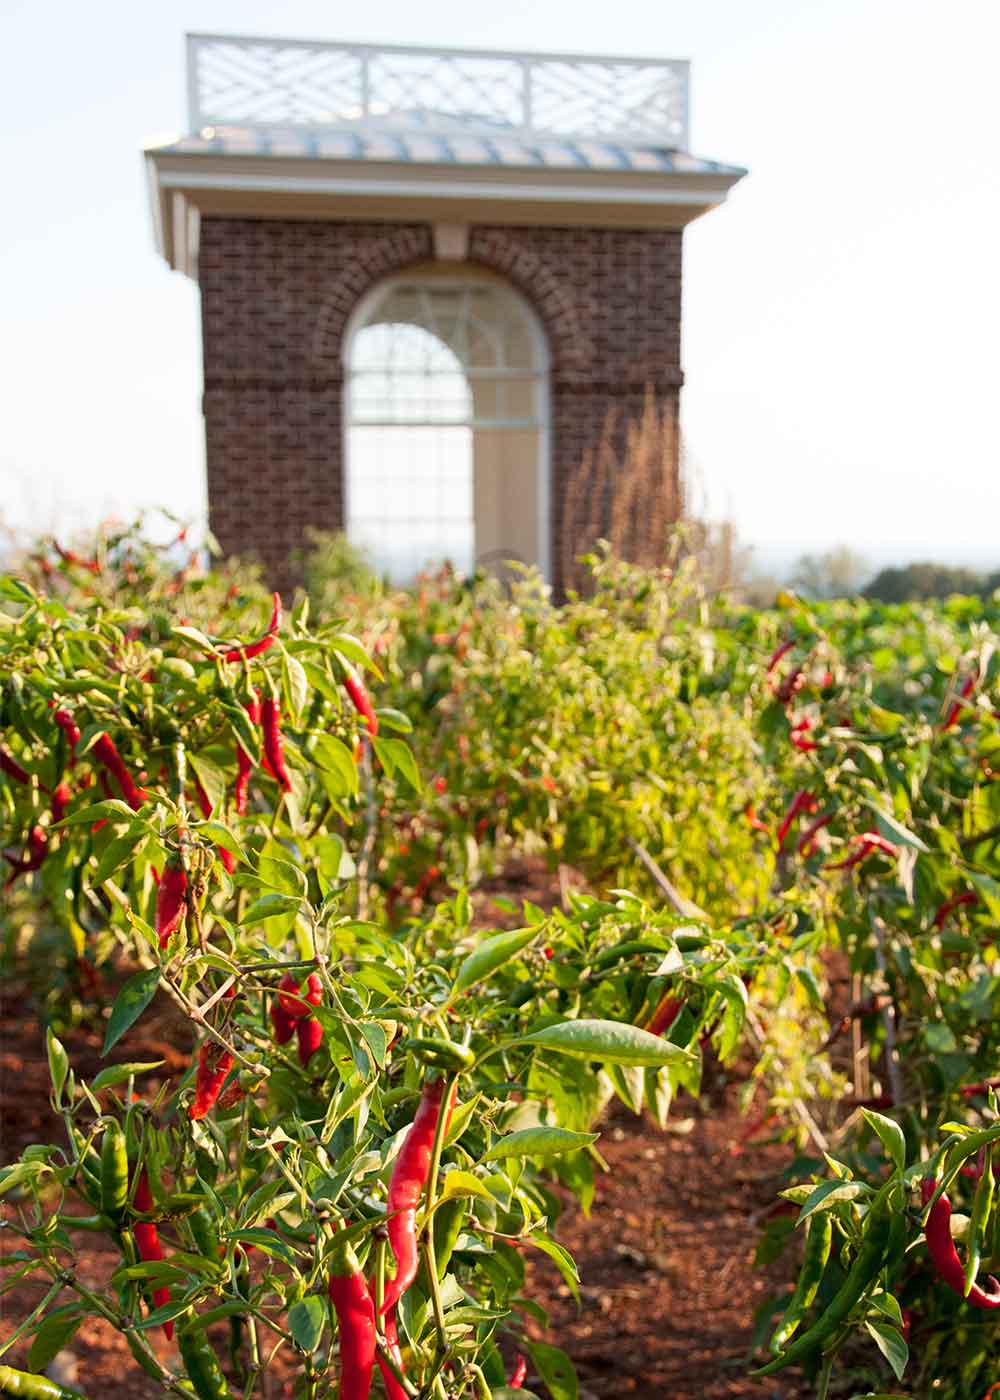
[199,218,683,594]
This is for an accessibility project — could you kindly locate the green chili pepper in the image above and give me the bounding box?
[966,1147,995,1296]
[769,1212,832,1352]
[188,1207,220,1260]
[125,1328,166,1380]
[0,1366,87,1399]
[404,1036,475,1070]
[178,1321,236,1400]
[100,1122,128,1223]
[754,1201,892,1375]
[433,1197,466,1279]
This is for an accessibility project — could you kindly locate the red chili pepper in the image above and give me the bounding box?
[647,993,683,1037]
[776,665,805,706]
[54,541,101,574]
[221,592,283,663]
[193,779,236,873]
[189,1040,235,1121]
[93,732,145,810]
[132,1166,173,1338]
[260,697,293,792]
[766,638,795,674]
[269,999,297,1045]
[216,1078,247,1111]
[382,1078,456,1314]
[797,812,833,857]
[412,865,441,904]
[959,1078,1000,1098]
[51,781,71,825]
[942,675,975,731]
[277,971,323,1020]
[510,1354,528,1388]
[824,830,900,871]
[777,790,815,848]
[921,1179,1000,1308]
[296,1016,324,1067]
[342,666,379,738]
[3,825,49,886]
[933,892,978,928]
[234,692,261,813]
[745,803,770,835]
[376,1307,408,1400]
[53,709,81,765]
[0,747,30,785]
[433,775,447,794]
[328,1239,377,1400]
[790,715,819,752]
[156,857,188,949]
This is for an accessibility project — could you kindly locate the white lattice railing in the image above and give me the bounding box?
[186,33,689,150]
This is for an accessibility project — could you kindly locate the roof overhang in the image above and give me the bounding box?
[145,148,745,278]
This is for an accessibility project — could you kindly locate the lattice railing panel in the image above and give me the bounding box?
[187,35,689,149]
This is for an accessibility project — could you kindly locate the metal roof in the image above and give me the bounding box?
[150,122,745,178]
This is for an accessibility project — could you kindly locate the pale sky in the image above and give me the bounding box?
[2,0,997,576]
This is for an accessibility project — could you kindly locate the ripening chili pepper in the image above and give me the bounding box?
[177,1321,235,1400]
[383,1077,457,1315]
[777,789,815,848]
[234,692,261,813]
[216,1078,247,1111]
[0,747,29,785]
[92,732,145,810]
[921,1178,1000,1307]
[132,1166,173,1339]
[296,1016,324,1067]
[753,1202,892,1374]
[933,891,978,928]
[327,1235,377,1400]
[220,591,282,663]
[190,1040,235,1121]
[50,781,71,825]
[744,803,770,834]
[769,1212,832,1352]
[156,856,188,949]
[796,812,833,857]
[52,709,81,766]
[0,1365,88,1399]
[510,1355,528,1389]
[100,1122,129,1223]
[647,993,683,1037]
[260,696,293,792]
[942,674,975,731]
[342,665,379,738]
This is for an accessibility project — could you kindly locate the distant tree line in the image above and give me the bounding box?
[861,560,1000,603]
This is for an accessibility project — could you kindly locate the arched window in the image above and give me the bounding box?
[345,267,549,583]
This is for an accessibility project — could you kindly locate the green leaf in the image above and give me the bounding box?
[103,967,161,1055]
[438,1170,497,1204]
[282,652,310,721]
[53,799,137,828]
[378,737,421,792]
[242,892,302,925]
[864,1319,909,1381]
[27,1306,82,1373]
[453,927,538,997]
[797,1179,871,1223]
[91,1062,165,1092]
[92,818,149,885]
[172,624,216,650]
[482,1128,598,1163]
[513,1019,696,1068]
[865,802,928,853]
[310,733,359,797]
[524,1339,578,1400]
[375,707,412,734]
[862,1110,906,1175]
[287,1295,326,1353]
[526,1237,580,1306]
[197,821,247,863]
[188,752,228,814]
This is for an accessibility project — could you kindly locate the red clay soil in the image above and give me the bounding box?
[1,861,809,1398]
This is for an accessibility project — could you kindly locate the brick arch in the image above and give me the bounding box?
[466,229,593,373]
[310,224,434,368]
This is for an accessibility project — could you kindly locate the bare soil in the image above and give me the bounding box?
[1,860,807,1398]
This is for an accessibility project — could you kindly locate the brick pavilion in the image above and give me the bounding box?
[146,34,745,591]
